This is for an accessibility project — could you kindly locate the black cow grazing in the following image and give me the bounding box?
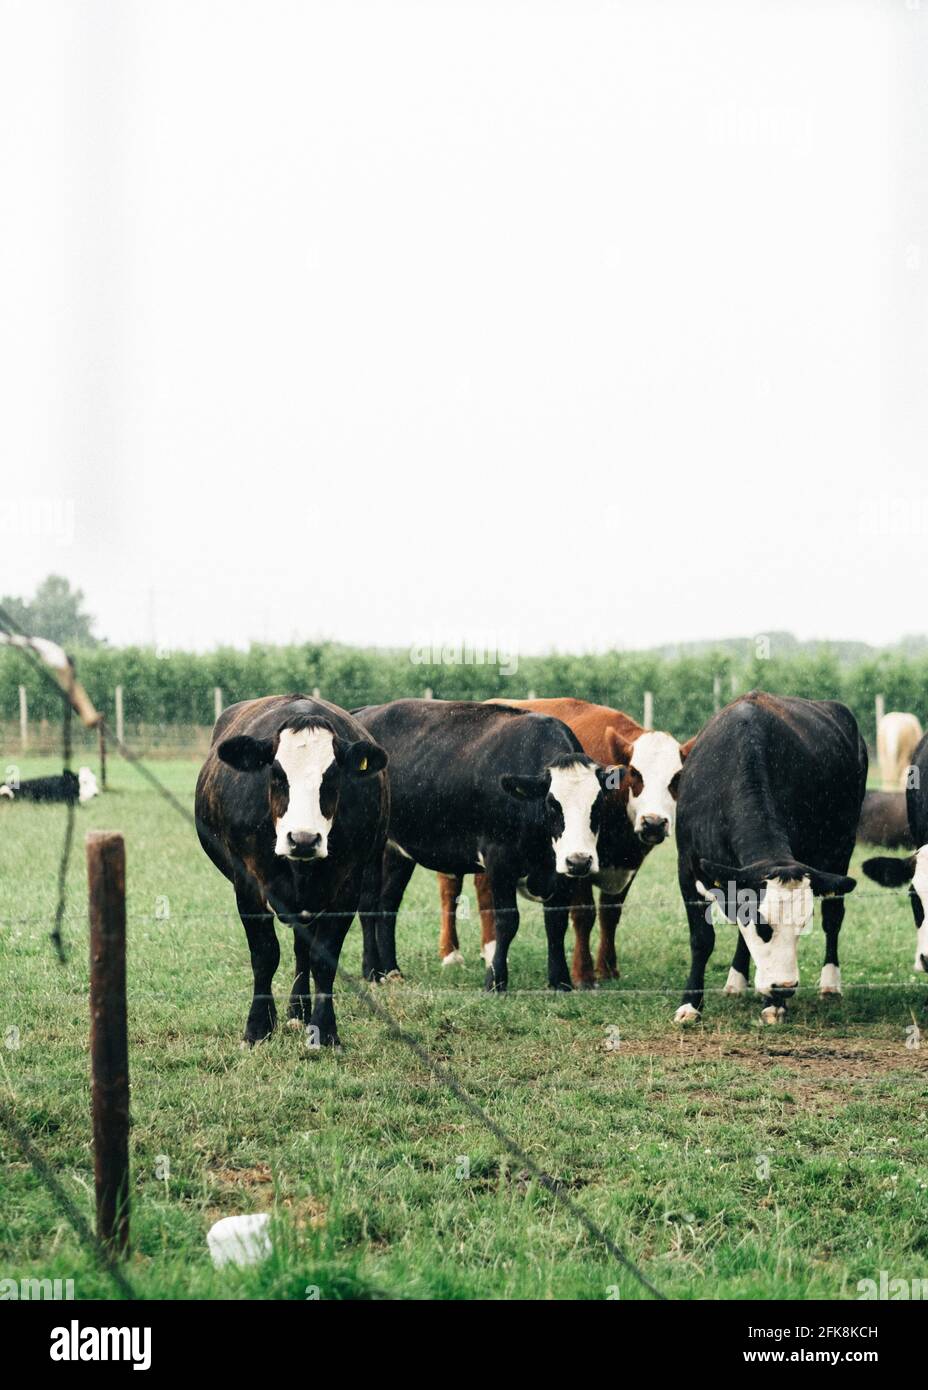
[351,699,622,992]
[0,766,98,804]
[857,791,914,851]
[674,692,866,1025]
[195,695,389,1047]
[862,733,928,983]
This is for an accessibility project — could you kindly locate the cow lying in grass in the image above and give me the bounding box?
[0,767,98,804]
[195,695,389,1047]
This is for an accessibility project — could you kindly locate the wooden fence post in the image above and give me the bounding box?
[875,694,885,732]
[423,687,433,700]
[312,687,321,699]
[87,832,130,1257]
[18,685,27,751]
[643,690,653,730]
[115,686,124,745]
[214,687,223,722]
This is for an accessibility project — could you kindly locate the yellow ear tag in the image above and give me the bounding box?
[359,756,368,771]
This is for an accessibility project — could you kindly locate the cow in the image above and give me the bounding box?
[351,699,622,992]
[435,697,695,986]
[877,711,923,791]
[673,691,866,1026]
[857,791,914,851]
[0,766,98,804]
[195,695,389,1047]
[862,732,928,986]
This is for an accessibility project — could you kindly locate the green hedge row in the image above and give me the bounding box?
[2,641,926,745]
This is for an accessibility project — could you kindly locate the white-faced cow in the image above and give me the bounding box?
[674,691,866,1025]
[0,766,98,803]
[436,697,695,986]
[863,731,928,988]
[351,699,623,992]
[877,711,923,791]
[195,695,389,1046]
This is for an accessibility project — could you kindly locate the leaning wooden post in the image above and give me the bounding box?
[87,832,130,1257]
[98,719,107,790]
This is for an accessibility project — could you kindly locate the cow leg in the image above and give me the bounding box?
[305,914,353,1047]
[484,863,518,992]
[544,888,573,991]
[438,872,465,965]
[596,884,632,981]
[819,894,845,996]
[358,852,386,981]
[674,882,714,1024]
[361,845,414,981]
[475,871,497,970]
[236,880,280,1046]
[570,879,596,988]
[725,933,751,995]
[287,931,312,1026]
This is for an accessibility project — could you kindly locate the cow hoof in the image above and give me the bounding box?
[819,965,842,996]
[550,980,573,993]
[441,951,465,967]
[760,1005,787,1025]
[724,968,749,996]
[596,966,620,982]
[573,977,598,991]
[485,969,505,992]
[674,1004,700,1025]
[383,969,404,983]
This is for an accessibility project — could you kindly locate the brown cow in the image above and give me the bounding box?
[437,697,695,985]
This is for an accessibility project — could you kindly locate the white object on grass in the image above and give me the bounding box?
[207,1212,272,1269]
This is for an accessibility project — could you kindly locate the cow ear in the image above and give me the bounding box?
[605,725,635,766]
[335,737,388,776]
[862,856,915,889]
[501,773,549,800]
[218,735,276,772]
[806,869,857,898]
[698,858,743,889]
[678,736,698,761]
[599,764,627,792]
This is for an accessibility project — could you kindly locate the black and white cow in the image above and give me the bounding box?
[862,732,928,986]
[195,695,389,1047]
[0,766,98,803]
[674,691,866,1025]
[351,699,623,992]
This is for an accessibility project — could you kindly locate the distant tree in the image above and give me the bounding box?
[0,575,101,648]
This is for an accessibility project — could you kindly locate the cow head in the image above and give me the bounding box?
[500,754,624,877]
[78,766,99,803]
[863,847,928,973]
[218,716,387,861]
[698,858,856,995]
[605,727,696,846]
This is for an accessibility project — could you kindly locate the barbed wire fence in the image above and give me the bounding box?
[0,603,671,1302]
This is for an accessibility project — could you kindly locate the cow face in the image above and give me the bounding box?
[78,766,99,803]
[218,719,387,861]
[501,756,622,877]
[605,727,695,846]
[699,858,856,995]
[863,846,928,972]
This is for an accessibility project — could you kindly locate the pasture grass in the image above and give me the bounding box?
[1,755,927,1300]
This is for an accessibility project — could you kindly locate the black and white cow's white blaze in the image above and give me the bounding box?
[195,695,389,1046]
[863,732,928,987]
[674,691,866,1025]
[351,699,622,991]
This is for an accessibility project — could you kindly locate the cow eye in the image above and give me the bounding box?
[669,773,681,797]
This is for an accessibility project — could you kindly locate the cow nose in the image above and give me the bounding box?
[638,815,670,844]
[287,830,322,858]
[565,853,593,877]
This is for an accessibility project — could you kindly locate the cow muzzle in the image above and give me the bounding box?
[563,853,593,878]
[284,830,326,861]
[636,814,670,846]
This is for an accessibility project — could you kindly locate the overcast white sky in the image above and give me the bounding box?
[1,0,926,654]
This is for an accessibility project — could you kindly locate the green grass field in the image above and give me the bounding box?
[2,754,928,1301]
